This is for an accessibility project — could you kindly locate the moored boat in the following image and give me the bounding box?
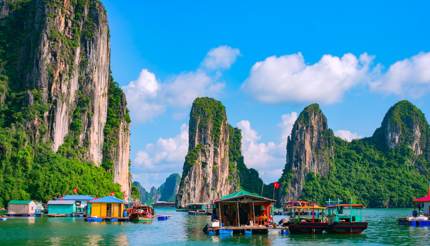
[326,201,367,234]
[282,204,328,234]
[128,204,155,223]
[187,203,213,215]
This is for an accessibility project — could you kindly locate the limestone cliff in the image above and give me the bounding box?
[280,104,334,201]
[372,100,430,160]
[176,97,239,208]
[0,0,130,200]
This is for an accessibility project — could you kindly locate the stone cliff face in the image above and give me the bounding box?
[0,0,130,199]
[176,97,239,208]
[372,100,430,160]
[280,104,334,200]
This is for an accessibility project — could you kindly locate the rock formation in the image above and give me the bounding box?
[372,100,430,160]
[176,97,239,208]
[280,104,334,201]
[159,173,181,202]
[0,0,130,200]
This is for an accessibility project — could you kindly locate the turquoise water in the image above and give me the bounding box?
[1,208,429,245]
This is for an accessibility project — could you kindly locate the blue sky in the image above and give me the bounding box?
[102,0,430,189]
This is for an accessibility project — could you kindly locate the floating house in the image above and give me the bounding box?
[62,195,93,215]
[7,200,38,217]
[47,200,76,217]
[204,190,276,235]
[87,196,126,222]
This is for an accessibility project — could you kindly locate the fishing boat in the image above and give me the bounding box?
[128,205,155,223]
[398,188,430,227]
[326,200,367,234]
[187,203,213,215]
[284,204,329,234]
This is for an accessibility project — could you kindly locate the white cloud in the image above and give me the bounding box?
[123,69,164,122]
[124,45,239,123]
[335,130,361,142]
[237,113,297,183]
[133,124,188,189]
[202,45,240,71]
[242,53,372,104]
[164,71,224,107]
[370,52,430,96]
[279,112,298,145]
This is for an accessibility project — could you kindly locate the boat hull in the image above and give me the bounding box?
[288,222,329,234]
[327,222,368,234]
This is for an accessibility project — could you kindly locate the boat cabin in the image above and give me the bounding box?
[213,190,275,227]
[47,200,76,217]
[326,203,365,223]
[87,196,126,219]
[7,200,39,217]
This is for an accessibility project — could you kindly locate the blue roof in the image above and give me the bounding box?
[89,196,125,204]
[62,195,93,201]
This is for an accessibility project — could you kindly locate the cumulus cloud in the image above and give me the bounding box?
[335,130,361,142]
[202,45,240,71]
[133,124,188,189]
[279,112,298,145]
[123,69,164,123]
[243,53,372,104]
[370,52,430,96]
[237,112,297,183]
[124,45,239,123]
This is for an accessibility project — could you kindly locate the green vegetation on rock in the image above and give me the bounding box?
[0,0,127,207]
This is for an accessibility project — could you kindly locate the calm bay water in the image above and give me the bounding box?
[0,208,429,245]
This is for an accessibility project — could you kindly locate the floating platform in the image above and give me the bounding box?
[85,217,129,223]
[399,218,430,227]
[205,226,289,236]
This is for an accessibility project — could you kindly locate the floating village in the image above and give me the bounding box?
[2,187,430,236]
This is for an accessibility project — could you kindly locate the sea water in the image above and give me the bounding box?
[0,208,429,245]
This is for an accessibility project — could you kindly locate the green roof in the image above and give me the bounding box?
[218,190,275,202]
[8,200,33,205]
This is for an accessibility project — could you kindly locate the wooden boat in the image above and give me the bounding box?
[326,202,367,234]
[186,203,212,215]
[284,204,329,234]
[128,205,155,222]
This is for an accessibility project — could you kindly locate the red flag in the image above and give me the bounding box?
[73,187,78,194]
[110,192,115,196]
[273,182,280,190]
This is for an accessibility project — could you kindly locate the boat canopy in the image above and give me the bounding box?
[414,195,430,203]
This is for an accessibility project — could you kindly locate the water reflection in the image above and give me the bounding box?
[114,233,129,246]
[86,234,103,245]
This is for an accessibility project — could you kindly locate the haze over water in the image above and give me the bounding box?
[0,208,428,245]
